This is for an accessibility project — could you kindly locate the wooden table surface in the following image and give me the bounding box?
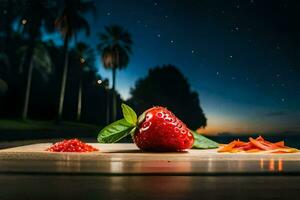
[0,143,300,200]
[0,143,300,174]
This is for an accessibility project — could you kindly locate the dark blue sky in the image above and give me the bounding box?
[46,0,300,134]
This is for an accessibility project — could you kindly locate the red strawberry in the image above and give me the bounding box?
[98,104,194,152]
[134,106,194,151]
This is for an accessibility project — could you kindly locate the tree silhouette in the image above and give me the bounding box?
[128,65,207,130]
[19,0,56,119]
[0,0,24,52]
[97,25,133,122]
[0,52,10,76]
[0,78,8,96]
[74,42,95,121]
[55,0,96,121]
[18,42,52,119]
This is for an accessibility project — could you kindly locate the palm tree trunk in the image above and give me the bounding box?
[106,89,110,124]
[3,1,12,52]
[22,58,34,120]
[58,33,70,120]
[21,39,35,120]
[77,74,82,121]
[19,53,26,74]
[112,67,117,121]
[74,34,83,121]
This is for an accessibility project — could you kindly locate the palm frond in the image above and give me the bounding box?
[32,43,52,75]
[75,16,90,36]
[97,24,133,70]
[75,41,95,70]
[96,43,106,52]
[98,33,110,42]
[0,52,10,70]
[18,42,52,77]
[124,45,132,54]
[80,0,96,16]
[55,0,95,39]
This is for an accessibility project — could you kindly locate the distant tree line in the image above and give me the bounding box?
[0,0,207,130]
[0,0,130,126]
[128,65,207,130]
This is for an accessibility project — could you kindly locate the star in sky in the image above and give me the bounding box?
[84,0,300,135]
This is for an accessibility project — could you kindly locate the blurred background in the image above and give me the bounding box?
[0,0,299,148]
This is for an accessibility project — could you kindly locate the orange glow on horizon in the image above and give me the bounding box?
[196,127,221,136]
[196,124,257,136]
[195,114,258,136]
[195,119,287,136]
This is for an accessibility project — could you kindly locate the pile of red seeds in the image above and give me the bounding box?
[46,138,98,152]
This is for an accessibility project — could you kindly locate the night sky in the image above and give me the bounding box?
[46,0,300,135]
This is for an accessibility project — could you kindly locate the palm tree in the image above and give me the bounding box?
[0,0,24,50]
[74,42,95,121]
[0,78,8,96]
[19,42,52,119]
[20,0,56,119]
[97,25,133,121]
[102,79,110,124]
[55,0,95,121]
[0,52,10,77]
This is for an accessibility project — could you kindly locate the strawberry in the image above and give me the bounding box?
[133,106,194,151]
[98,104,194,152]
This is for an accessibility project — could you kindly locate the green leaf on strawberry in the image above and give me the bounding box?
[121,103,137,125]
[97,119,135,143]
[191,131,219,149]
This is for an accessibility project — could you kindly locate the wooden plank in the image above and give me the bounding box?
[0,143,300,174]
[1,143,300,161]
